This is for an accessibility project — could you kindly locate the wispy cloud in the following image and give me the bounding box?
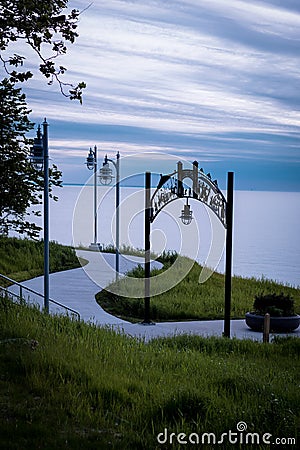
[19,0,300,189]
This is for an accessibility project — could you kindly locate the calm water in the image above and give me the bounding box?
[39,186,299,287]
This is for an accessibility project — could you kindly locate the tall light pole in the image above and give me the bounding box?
[86,146,99,250]
[99,151,120,280]
[30,119,49,313]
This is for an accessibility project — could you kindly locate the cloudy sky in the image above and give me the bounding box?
[14,0,300,190]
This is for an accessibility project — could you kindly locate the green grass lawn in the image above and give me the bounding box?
[0,237,299,448]
[1,297,299,449]
[0,236,84,285]
[96,258,300,322]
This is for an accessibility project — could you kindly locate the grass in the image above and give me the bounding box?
[96,259,300,322]
[0,297,299,449]
[76,242,167,261]
[1,235,299,448]
[0,236,84,285]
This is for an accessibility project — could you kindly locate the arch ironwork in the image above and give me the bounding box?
[150,161,227,227]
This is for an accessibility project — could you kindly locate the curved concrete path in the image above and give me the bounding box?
[9,250,300,342]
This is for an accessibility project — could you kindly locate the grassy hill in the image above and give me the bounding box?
[0,237,299,448]
[96,258,300,322]
[1,298,299,449]
[0,236,82,284]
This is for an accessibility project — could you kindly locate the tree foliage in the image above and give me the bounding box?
[0,78,62,238]
[0,1,86,237]
[0,0,86,102]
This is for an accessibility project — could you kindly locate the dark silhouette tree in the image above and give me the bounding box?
[0,79,62,238]
[0,1,87,237]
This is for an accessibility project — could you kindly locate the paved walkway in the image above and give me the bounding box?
[9,250,300,342]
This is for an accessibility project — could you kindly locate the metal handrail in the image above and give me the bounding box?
[0,273,80,320]
[0,285,26,304]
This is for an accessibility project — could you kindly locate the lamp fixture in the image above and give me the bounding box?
[86,147,95,170]
[99,156,114,185]
[30,125,44,170]
[180,198,193,225]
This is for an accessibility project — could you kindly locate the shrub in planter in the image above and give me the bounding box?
[253,293,295,317]
[245,293,300,332]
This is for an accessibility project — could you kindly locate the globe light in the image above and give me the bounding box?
[30,125,44,170]
[99,161,114,185]
[86,148,95,170]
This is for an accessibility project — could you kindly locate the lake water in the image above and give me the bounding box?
[36,186,299,288]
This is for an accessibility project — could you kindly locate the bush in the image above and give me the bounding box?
[253,293,295,317]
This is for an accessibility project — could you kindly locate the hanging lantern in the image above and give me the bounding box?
[30,125,44,170]
[180,198,193,225]
[86,148,95,170]
[99,161,114,185]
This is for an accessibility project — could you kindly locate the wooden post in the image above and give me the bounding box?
[263,313,270,343]
[223,172,234,338]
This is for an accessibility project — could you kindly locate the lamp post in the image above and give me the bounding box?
[85,146,99,250]
[30,119,49,313]
[99,151,120,280]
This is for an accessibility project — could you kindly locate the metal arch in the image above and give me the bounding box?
[150,164,227,228]
[151,192,181,221]
[151,170,177,198]
[151,192,227,227]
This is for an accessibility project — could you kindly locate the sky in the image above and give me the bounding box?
[6,0,300,190]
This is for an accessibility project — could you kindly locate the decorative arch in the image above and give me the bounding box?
[143,162,234,338]
[150,161,227,227]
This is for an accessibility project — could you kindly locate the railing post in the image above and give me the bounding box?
[19,285,23,304]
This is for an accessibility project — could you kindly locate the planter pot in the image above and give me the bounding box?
[245,312,300,332]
